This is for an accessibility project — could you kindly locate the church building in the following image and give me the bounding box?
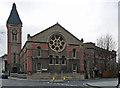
[6,3,116,79]
[7,3,85,79]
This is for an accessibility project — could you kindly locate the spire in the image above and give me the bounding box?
[7,3,22,25]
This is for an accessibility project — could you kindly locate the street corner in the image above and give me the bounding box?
[86,83,118,88]
[86,83,103,88]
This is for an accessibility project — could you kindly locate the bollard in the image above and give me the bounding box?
[63,76,65,81]
[53,76,55,82]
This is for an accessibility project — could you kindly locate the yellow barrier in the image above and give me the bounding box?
[53,76,55,81]
[63,76,65,81]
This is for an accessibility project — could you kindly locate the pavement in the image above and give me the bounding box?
[8,77,27,80]
[8,77,65,82]
[86,79,119,88]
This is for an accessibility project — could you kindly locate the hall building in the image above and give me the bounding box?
[6,3,116,79]
[19,23,84,74]
[7,3,84,79]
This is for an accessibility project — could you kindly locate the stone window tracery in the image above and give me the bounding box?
[49,34,66,52]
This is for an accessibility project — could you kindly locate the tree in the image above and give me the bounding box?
[96,34,116,51]
[96,34,117,71]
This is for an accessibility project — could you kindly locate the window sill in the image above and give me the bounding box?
[37,56,41,58]
[73,57,76,59]
[61,64,66,65]
[49,64,54,65]
[73,70,77,72]
[37,70,41,72]
[49,64,60,65]
[55,64,60,65]
[49,64,66,65]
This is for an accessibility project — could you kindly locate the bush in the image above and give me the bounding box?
[102,71,117,78]
[109,71,117,78]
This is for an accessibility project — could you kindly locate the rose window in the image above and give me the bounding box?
[49,34,66,52]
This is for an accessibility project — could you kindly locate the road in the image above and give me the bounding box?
[1,78,118,88]
[2,78,89,88]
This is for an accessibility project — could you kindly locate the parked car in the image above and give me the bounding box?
[1,73,8,79]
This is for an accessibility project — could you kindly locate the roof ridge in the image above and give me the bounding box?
[31,23,59,38]
[31,23,82,42]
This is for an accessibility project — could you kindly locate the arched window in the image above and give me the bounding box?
[37,47,41,56]
[12,34,14,40]
[62,56,66,64]
[37,63,41,71]
[12,29,17,41]
[62,56,65,58]
[13,53,16,64]
[15,34,17,40]
[56,56,59,64]
[73,49,76,58]
[49,55,53,64]
[73,64,77,72]
[12,34,17,41]
[26,63,27,71]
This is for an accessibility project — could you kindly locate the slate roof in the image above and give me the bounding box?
[7,3,22,25]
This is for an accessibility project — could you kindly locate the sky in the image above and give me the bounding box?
[0,0,119,56]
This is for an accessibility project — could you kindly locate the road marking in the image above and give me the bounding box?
[57,83,60,85]
[70,85,75,86]
[52,82,80,86]
[83,83,87,86]
[65,84,69,86]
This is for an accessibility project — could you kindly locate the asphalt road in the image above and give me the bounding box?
[2,78,89,88]
[1,78,118,88]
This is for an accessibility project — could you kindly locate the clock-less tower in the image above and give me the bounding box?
[6,3,22,73]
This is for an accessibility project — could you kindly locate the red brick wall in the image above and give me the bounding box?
[7,26,22,64]
[66,46,80,51]
[32,44,48,50]
[8,44,11,64]
[80,50,84,71]
[27,57,32,71]
[27,49,32,71]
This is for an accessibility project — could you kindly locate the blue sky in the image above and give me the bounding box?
[0,0,118,56]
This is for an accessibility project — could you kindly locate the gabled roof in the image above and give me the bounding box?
[31,22,82,42]
[7,3,22,25]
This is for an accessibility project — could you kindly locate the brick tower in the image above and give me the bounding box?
[6,3,22,73]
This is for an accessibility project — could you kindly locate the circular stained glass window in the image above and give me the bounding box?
[49,34,66,52]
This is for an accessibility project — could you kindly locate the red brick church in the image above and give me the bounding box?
[6,3,116,79]
[7,3,85,79]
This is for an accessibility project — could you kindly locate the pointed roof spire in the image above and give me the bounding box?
[13,3,16,8]
[7,3,22,25]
